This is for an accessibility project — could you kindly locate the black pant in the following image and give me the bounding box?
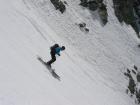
[47,51,56,65]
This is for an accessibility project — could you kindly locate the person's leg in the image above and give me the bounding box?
[47,52,56,66]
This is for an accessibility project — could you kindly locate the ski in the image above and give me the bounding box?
[37,56,60,81]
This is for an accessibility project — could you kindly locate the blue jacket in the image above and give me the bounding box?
[55,47,62,56]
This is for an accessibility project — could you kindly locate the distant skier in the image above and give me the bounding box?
[46,44,65,68]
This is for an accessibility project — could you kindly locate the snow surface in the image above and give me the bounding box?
[0,0,140,105]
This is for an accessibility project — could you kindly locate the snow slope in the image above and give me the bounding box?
[0,0,140,105]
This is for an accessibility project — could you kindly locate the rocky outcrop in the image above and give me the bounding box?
[124,65,140,104]
[80,0,108,25]
[113,0,140,37]
[50,0,66,13]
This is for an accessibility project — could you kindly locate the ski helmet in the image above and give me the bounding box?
[61,46,65,50]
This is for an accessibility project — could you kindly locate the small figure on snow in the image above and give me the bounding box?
[46,44,65,68]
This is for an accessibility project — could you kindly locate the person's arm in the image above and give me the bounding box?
[56,47,61,56]
[57,53,60,56]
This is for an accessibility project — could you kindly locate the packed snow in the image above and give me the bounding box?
[0,0,140,105]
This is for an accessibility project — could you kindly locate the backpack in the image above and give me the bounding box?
[50,44,59,51]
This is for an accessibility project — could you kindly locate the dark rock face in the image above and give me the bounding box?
[134,65,138,71]
[88,1,98,11]
[113,0,134,23]
[80,0,88,7]
[134,1,140,18]
[128,78,136,94]
[136,90,140,104]
[80,0,108,25]
[98,3,108,25]
[50,0,66,13]
[137,73,140,82]
[124,65,140,104]
[76,22,90,33]
[112,0,140,37]
[80,0,98,11]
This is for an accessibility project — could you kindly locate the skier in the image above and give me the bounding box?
[46,44,65,68]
